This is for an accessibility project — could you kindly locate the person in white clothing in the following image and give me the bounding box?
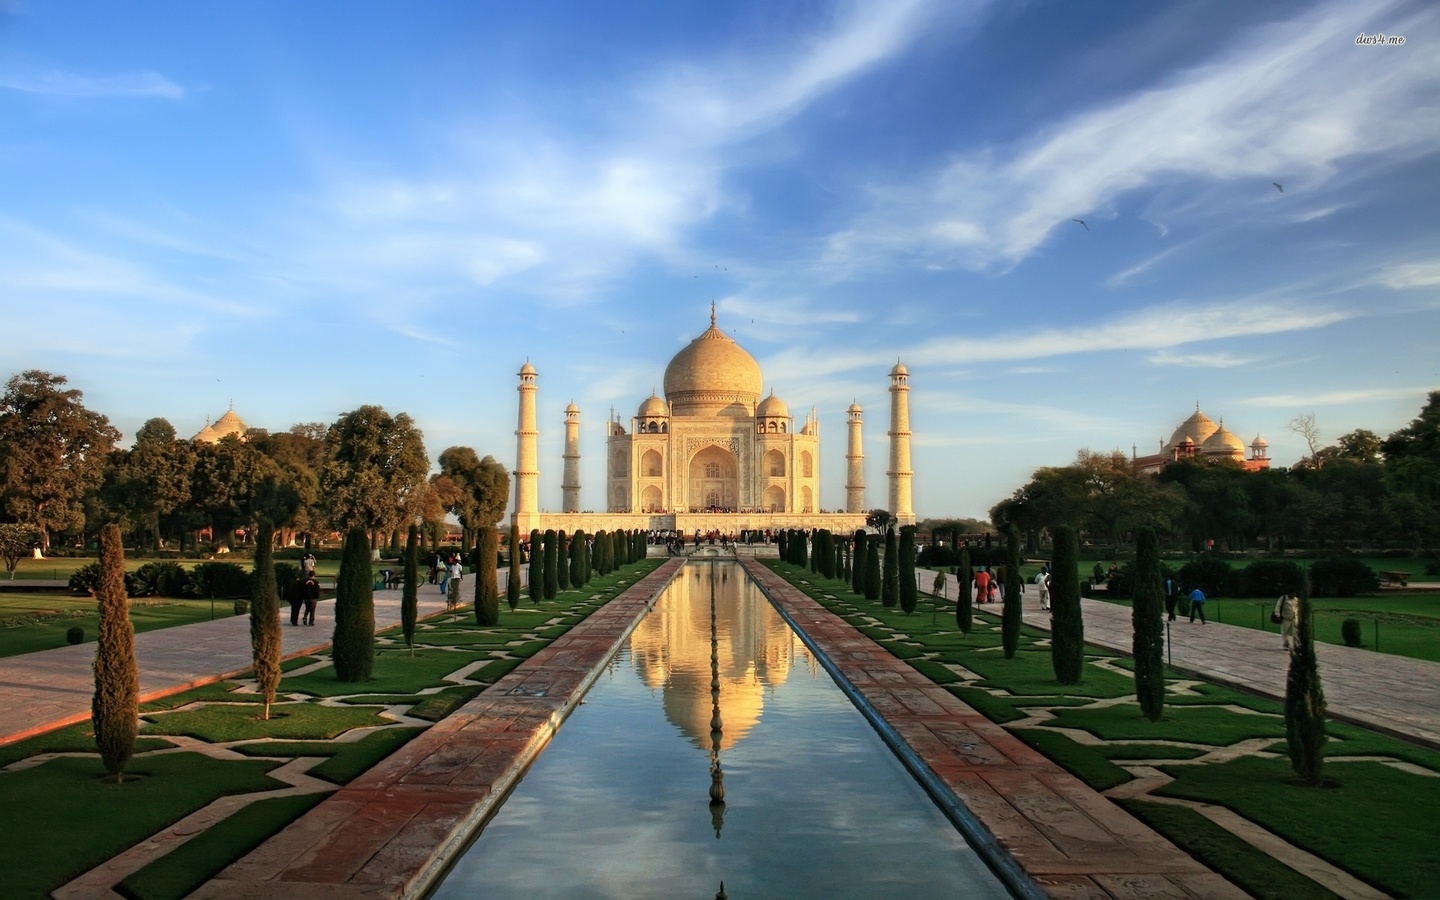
[1035,566,1051,611]
[1275,592,1300,652]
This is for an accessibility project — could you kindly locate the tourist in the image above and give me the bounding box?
[1035,566,1051,611]
[1188,586,1207,624]
[973,566,990,604]
[301,552,316,580]
[439,554,454,595]
[1164,575,1179,621]
[286,576,305,626]
[1275,591,1300,651]
[987,578,1000,604]
[302,575,320,625]
[447,556,464,608]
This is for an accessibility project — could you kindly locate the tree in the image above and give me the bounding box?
[332,527,375,682]
[1002,527,1022,658]
[249,522,282,720]
[0,371,121,551]
[851,530,867,596]
[1285,586,1327,786]
[474,526,499,626]
[568,529,584,592]
[430,447,510,546]
[866,509,893,530]
[956,547,973,634]
[864,534,881,601]
[0,523,36,579]
[106,418,194,551]
[403,524,420,651]
[91,524,137,782]
[528,528,544,602]
[1131,527,1166,721]
[555,530,570,591]
[881,526,899,608]
[542,529,559,599]
[320,406,429,537]
[899,525,918,614]
[507,524,523,611]
[1050,525,1084,685]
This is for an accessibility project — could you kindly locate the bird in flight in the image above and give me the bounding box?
[1273,182,1284,193]
[1072,219,1088,231]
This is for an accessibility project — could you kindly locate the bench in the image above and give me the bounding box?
[1379,570,1410,587]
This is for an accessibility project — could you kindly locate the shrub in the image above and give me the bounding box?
[272,562,300,597]
[474,526,499,626]
[1177,555,1238,597]
[187,562,252,599]
[1309,557,1379,598]
[232,598,249,615]
[92,524,138,782]
[1050,525,1084,685]
[128,561,189,598]
[1341,618,1363,647]
[66,626,84,645]
[882,526,898,608]
[248,523,282,719]
[1285,593,1327,786]
[68,562,101,595]
[332,527,375,683]
[851,530,867,597]
[916,544,956,568]
[1243,559,1305,598]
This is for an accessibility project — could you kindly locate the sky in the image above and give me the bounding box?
[2,1,1438,521]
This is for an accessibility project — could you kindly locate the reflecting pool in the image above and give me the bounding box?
[433,562,1010,898]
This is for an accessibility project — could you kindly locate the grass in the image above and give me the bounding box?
[765,560,1440,900]
[117,793,328,900]
[0,752,282,898]
[0,556,665,897]
[0,595,243,659]
[1095,593,1440,663]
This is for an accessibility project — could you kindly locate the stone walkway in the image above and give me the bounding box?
[0,577,474,746]
[923,575,1440,750]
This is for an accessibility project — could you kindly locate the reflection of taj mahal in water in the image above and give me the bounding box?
[511,308,915,535]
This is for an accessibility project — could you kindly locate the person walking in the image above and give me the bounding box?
[1164,575,1179,621]
[1188,586,1208,624]
[301,575,320,625]
[974,566,991,605]
[1035,566,1051,611]
[446,556,464,610]
[286,577,304,626]
[439,554,453,596]
[1275,591,1300,651]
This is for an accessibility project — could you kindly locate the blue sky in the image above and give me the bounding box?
[3,0,1437,520]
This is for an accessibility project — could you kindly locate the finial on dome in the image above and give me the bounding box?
[710,300,716,328]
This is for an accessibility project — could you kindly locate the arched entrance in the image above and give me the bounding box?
[688,445,737,512]
[763,484,785,512]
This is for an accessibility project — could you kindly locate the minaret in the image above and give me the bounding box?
[887,361,914,525]
[562,401,581,513]
[513,361,540,532]
[846,401,865,514]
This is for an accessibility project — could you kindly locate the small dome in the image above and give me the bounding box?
[212,408,249,440]
[757,391,789,418]
[1251,434,1268,447]
[1201,425,1245,457]
[192,420,220,444]
[519,361,537,376]
[890,360,908,376]
[565,401,579,414]
[848,400,862,413]
[638,393,667,418]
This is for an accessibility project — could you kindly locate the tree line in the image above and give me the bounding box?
[0,370,510,559]
[990,392,1440,554]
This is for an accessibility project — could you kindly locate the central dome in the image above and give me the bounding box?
[663,312,763,416]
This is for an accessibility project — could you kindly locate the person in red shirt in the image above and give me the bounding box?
[973,566,991,604]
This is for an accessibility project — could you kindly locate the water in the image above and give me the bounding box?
[433,562,1010,898]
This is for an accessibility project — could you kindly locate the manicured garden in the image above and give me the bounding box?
[0,558,661,899]
[767,559,1440,900]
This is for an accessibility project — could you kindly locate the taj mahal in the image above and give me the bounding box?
[510,309,915,537]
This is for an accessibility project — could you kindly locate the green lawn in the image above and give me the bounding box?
[0,557,664,899]
[0,594,244,659]
[768,561,1440,900]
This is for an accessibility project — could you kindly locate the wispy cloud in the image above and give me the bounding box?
[822,0,1440,273]
[1384,261,1440,288]
[1106,244,1188,288]
[1243,386,1433,407]
[1147,349,1252,368]
[0,69,185,99]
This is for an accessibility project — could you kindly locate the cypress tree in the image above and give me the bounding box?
[569,528,584,590]
[405,524,421,647]
[594,529,609,575]
[835,537,844,582]
[1002,526,1022,658]
[865,534,881,600]
[1132,527,1166,721]
[474,525,500,626]
[852,530,867,596]
[555,530,570,591]
[899,525,918,614]
[617,529,630,566]
[795,530,808,568]
[528,528,543,603]
[1286,584,1327,786]
[810,530,820,573]
[333,526,375,683]
[543,529,559,599]
[249,522,282,719]
[92,523,138,783]
[957,547,973,634]
[882,525,899,608]
[506,524,522,611]
[777,530,788,561]
[1050,525,1084,685]
[581,530,593,583]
